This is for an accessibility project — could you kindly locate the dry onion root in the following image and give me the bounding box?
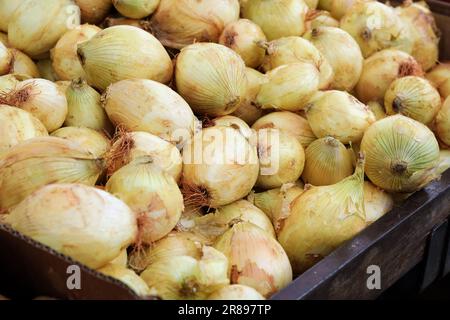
[51,127,111,158]
[435,96,450,147]
[75,0,113,24]
[426,62,450,99]
[0,75,29,93]
[112,0,160,19]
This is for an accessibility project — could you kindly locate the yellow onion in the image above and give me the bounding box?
[98,264,151,296]
[356,49,423,104]
[36,59,59,82]
[209,115,253,140]
[302,137,354,186]
[175,43,248,116]
[52,24,101,81]
[6,183,137,269]
[318,0,369,20]
[140,246,229,300]
[0,0,23,32]
[75,0,112,24]
[435,96,450,147]
[0,74,29,92]
[8,49,40,79]
[304,0,318,9]
[306,90,376,144]
[395,2,439,71]
[113,0,160,19]
[109,249,128,267]
[0,42,12,76]
[102,79,198,147]
[384,76,441,125]
[51,127,111,158]
[256,63,320,111]
[219,19,267,69]
[426,63,450,99]
[260,37,334,90]
[0,32,9,46]
[278,157,366,274]
[304,27,363,91]
[208,284,265,300]
[305,10,339,32]
[340,1,412,58]
[77,26,173,90]
[0,137,103,210]
[65,79,112,132]
[367,101,387,120]
[361,115,440,193]
[0,105,48,155]
[214,222,292,297]
[182,126,259,208]
[436,149,450,175]
[150,0,239,49]
[241,0,308,41]
[106,131,182,181]
[363,181,393,224]
[106,158,184,244]
[55,80,71,94]
[8,0,81,58]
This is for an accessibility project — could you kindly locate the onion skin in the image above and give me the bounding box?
[363,181,393,225]
[361,115,440,193]
[305,10,339,31]
[435,96,450,147]
[0,0,23,32]
[426,63,450,99]
[51,127,111,158]
[367,101,387,121]
[208,284,265,300]
[318,0,370,20]
[75,0,112,24]
[36,59,59,82]
[0,42,12,76]
[8,49,40,79]
[108,249,128,268]
[112,0,160,19]
[98,265,151,297]
[6,183,137,269]
[0,32,9,47]
[210,115,253,140]
[0,74,30,93]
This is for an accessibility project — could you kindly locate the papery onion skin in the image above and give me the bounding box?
[435,96,450,147]
[361,115,440,193]
[0,42,12,76]
[305,10,339,32]
[77,26,173,90]
[98,264,151,297]
[112,0,160,19]
[0,74,29,93]
[318,0,370,20]
[384,76,441,125]
[363,181,393,225]
[51,127,111,158]
[36,59,59,82]
[75,0,112,24]
[0,0,23,32]
[8,0,81,58]
[426,63,450,99]
[8,49,40,79]
[208,284,265,300]
[175,43,248,116]
[6,183,137,269]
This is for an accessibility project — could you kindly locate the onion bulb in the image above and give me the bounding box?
[75,0,112,24]
[426,63,450,99]
[0,105,48,155]
[8,0,81,58]
[278,157,367,274]
[0,74,28,93]
[363,181,394,224]
[304,27,363,91]
[219,19,266,69]
[367,101,387,120]
[241,0,308,41]
[51,127,111,158]
[6,183,137,269]
[252,111,316,148]
[318,0,369,20]
[435,96,450,147]
[112,0,160,19]
[103,79,198,148]
[175,43,248,116]
[55,80,71,94]
[208,115,253,140]
[361,115,440,193]
[208,284,265,300]
[340,1,412,58]
[0,137,103,210]
[0,0,23,32]
[302,137,354,186]
[384,76,441,125]
[0,42,12,76]
[8,49,40,79]
[77,26,173,90]
[106,158,184,244]
[109,249,128,268]
[436,149,450,176]
[0,79,67,132]
[98,265,151,297]
[305,10,339,31]
[140,246,229,300]
[306,90,376,144]
[102,17,150,29]
[36,59,59,82]
[182,126,259,208]
[106,131,182,181]
[214,222,292,297]
[356,49,423,104]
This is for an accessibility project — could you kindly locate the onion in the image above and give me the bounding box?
[278,157,366,274]
[318,0,369,20]
[260,36,334,90]
[0,137,103,210]
[36,59,59,82]
[8,49,40,79]
[361,115,440,193]
[77,26,173,90]
[106,158,184,244]
[55,80,71,94]
[302,137,354,186]
[305,90,376,144]
[5,183,137,269]
[0,42,12,76]
[219,19,266,69]
[109,249,128,267]
[98,265,151,296]
[0,32,9,47]
[0,74,29,92]
[103,17,149,29]
[305,10,339,31]
[52,24,101,81]
[150,0,239,49]
[356,49,423,104]
[182,126,259,208]
[214,222,292,297]
[256,63,319,112]
[241,0,308,41]
[102,79,199,147]
[436,149,450,176]
[0,79,67,132]
[106,131,182,181]
[75,0,112,24]
[8,0,81,58]
[0,105,48,155]
[51,127,111,158]
[367,101,387,120]
[112,0,160,19]
[208,115,253,140]
[435,96,450,147]
[426,63,450,99]
[363,181,393,224]
[0,0,23,32]
[208,284,265,300]
[384,76,441,125]
[175,43,248,116]
[140,246,229,300]
[304,27,363,91]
